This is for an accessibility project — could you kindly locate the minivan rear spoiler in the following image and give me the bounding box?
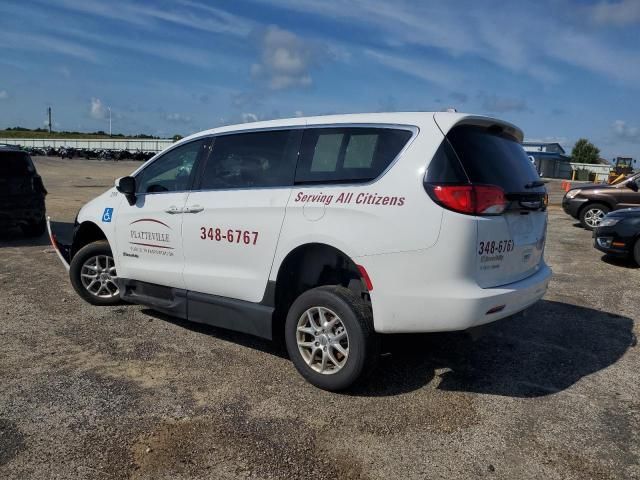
[433,113,524,143]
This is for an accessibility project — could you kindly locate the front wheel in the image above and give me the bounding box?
[580,203,609,230]
[69,240,122,306]
[285,285,380,391]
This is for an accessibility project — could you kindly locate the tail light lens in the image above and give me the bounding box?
[426,184,506,216]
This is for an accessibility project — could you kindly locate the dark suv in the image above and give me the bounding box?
[0,146,47,236]
[562,173,640,229]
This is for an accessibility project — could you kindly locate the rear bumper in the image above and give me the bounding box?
[47,216,71,270]
[360,249,552,333]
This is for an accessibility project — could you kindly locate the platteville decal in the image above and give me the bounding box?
[127,218,174,257]
[102,207,114,223]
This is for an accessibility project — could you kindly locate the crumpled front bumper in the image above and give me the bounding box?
[46,216,72,270]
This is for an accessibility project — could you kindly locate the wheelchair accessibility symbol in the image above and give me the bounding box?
[102,208,114,223]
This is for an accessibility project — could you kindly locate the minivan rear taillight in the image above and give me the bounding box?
[426,184,506,216]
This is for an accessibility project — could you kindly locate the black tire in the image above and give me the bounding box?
[21,217,46,237]
[69,240,122,306]
[633,239,640,266]
[285,285,380,391]
[579,203,610,230]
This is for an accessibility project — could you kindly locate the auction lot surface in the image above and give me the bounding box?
[1,158,639,479]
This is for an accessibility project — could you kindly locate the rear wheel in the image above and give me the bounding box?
[285,285,379,391]
[69,240,122,306]
[580,203,609,230]
[633,239,640,266]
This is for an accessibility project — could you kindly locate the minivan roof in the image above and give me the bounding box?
[182,112,523,143]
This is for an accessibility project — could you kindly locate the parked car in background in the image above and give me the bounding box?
[0,145,47,236]
[593,208,640,265]
[562,173,640,229]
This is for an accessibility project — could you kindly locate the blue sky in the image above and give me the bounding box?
[0,0,639,159]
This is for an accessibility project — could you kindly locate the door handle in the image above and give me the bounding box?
[165,206,182,214]
[184,205,204,214]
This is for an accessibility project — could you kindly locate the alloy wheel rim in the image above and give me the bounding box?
[296,306,349,375]
[80,255,119,298]
[585,208,605,227]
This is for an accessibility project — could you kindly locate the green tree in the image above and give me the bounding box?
[571,138,600,164]
[172,134,183,142]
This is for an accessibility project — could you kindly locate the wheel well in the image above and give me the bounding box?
[578,201,611,218]
[71,221,107,258]
[271,243,369,339]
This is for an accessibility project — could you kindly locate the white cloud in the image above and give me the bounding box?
[0,90,8,100]
[251,25,314,90]
[42,119,61,128]
[130,1,254,37]
[59,26,223,68]
[90,98,107,119]
[164,113,192,123]
[0,2,240,68]
[255,0,640,86]
[45,0,150,27]
[591,0,640,25]
[242,113,259,123]
[48,0,254,36]
[541,30,640,85]
[364,49,460,89]
[57,66,71,78]
[613,120,640,143]
[0,31,98,63]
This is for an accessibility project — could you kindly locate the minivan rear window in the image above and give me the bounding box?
[427,125,543,194]
[295,127,413,184]
[0,151,34,177]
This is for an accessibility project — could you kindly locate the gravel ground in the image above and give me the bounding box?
[0,158,638,479]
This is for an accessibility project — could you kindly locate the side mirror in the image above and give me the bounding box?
[116,176,136,194]
[116,176,137,204]
[626,181,639,192]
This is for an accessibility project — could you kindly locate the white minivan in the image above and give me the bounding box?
[49,112,551,391]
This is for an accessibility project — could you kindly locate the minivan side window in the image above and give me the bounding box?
[136,140,206,194]
[199,129,301,190]
[295,127,413,184]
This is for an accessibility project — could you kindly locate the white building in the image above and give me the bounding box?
[522,141,566,155]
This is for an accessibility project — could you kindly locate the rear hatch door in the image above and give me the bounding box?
[435,116,547,288]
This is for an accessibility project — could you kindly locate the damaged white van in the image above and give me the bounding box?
[49,112,551,391]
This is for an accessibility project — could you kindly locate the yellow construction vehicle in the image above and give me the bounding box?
[608,156,635,184]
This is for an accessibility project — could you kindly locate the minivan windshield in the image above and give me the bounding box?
[0,151,34,177]
[447,125,543,194]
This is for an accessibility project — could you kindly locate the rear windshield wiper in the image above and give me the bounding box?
[524,180,545,189]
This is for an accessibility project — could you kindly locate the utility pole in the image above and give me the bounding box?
[48,107,52,133]
[108,106,112,136]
